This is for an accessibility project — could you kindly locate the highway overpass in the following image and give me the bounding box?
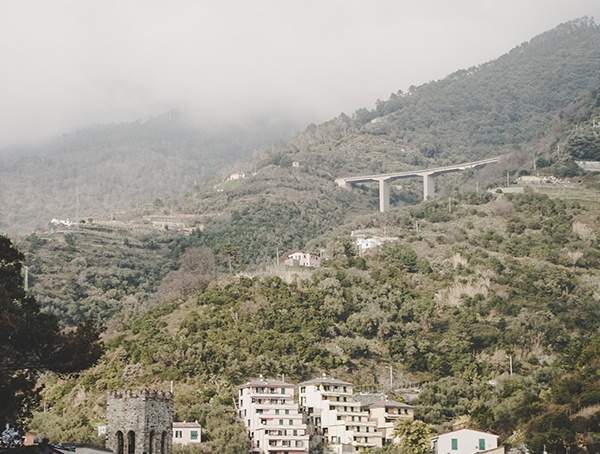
[335,157,499,212]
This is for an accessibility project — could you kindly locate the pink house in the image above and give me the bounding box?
[284,252,321,268]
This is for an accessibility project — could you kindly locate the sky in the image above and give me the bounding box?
[1,0,600,148]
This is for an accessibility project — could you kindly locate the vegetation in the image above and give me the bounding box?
[0,235,103,431]
[3,17,600,454]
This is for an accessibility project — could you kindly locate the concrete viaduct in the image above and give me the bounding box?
[335,157,499,212]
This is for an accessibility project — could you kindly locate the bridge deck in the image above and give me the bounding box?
[338,157,499,185]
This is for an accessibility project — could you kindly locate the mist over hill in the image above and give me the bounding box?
[1,19,600,237]
[0,112,301,234]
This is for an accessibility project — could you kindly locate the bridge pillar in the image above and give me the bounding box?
[423,173,435,200]
[378,178,390,212]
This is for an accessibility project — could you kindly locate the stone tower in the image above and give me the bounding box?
[106,390,174,454]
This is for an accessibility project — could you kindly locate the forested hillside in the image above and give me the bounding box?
[0,112,300,234]
[7,18,600,454]
[28,188,600,453]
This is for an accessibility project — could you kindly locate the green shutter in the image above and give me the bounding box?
[479,439,485,450]
[452,438,458,450]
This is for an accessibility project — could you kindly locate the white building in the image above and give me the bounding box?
[431,428,499,454]
[284,252,321,268]
[173,421,202,445]
[298,375,382,453]
[238,376,309,453]
[360,399,414,446]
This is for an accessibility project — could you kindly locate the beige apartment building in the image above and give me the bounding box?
[298,375,382,453]
[238,376,309,454]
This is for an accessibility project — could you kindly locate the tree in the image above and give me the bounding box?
[393,419,434,454]
[0,235,103,431]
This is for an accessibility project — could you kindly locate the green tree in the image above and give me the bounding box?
[393,419,434,454]
[0,235,103,431]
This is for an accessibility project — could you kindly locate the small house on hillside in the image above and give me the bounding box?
[284,252,321,268]
[173,421,202,445]
[431,428,500,454]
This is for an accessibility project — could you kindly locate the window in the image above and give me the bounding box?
[279,419,284,425]
[257,409,263,414]
[174,431,182,438]
[289,420,293,425]
[116,431,124,454]
[190,431,198,441]
[160,432,166,454]
[275,409,279,415]
[285,409,289,415]
[300,387,306,393]
[479,439,486,450]
[293,430,297,436]
[451,438,458,450]
[127,431,135,454]
[281,388,286,394]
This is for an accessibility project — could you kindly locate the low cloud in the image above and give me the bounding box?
[1,0,598,148]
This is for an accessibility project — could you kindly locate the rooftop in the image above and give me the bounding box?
[297,374,353,387]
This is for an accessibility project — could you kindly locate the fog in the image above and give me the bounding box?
[1,0,599,148]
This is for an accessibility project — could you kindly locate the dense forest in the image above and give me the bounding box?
[2,17,600,454]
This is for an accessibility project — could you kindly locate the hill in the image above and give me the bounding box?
[0,112,301,235]
[9,18,600,454]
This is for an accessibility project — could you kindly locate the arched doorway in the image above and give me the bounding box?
[127,431,135,454]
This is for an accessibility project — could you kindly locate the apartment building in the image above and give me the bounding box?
[298,375,382,453]
[238,376,309,454]
[361,399,414,446]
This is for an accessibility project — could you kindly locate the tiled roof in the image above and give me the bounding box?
[297,375,353,387]
[366,400,414,409]
[239,377,290,388]
[173,422,202,428]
